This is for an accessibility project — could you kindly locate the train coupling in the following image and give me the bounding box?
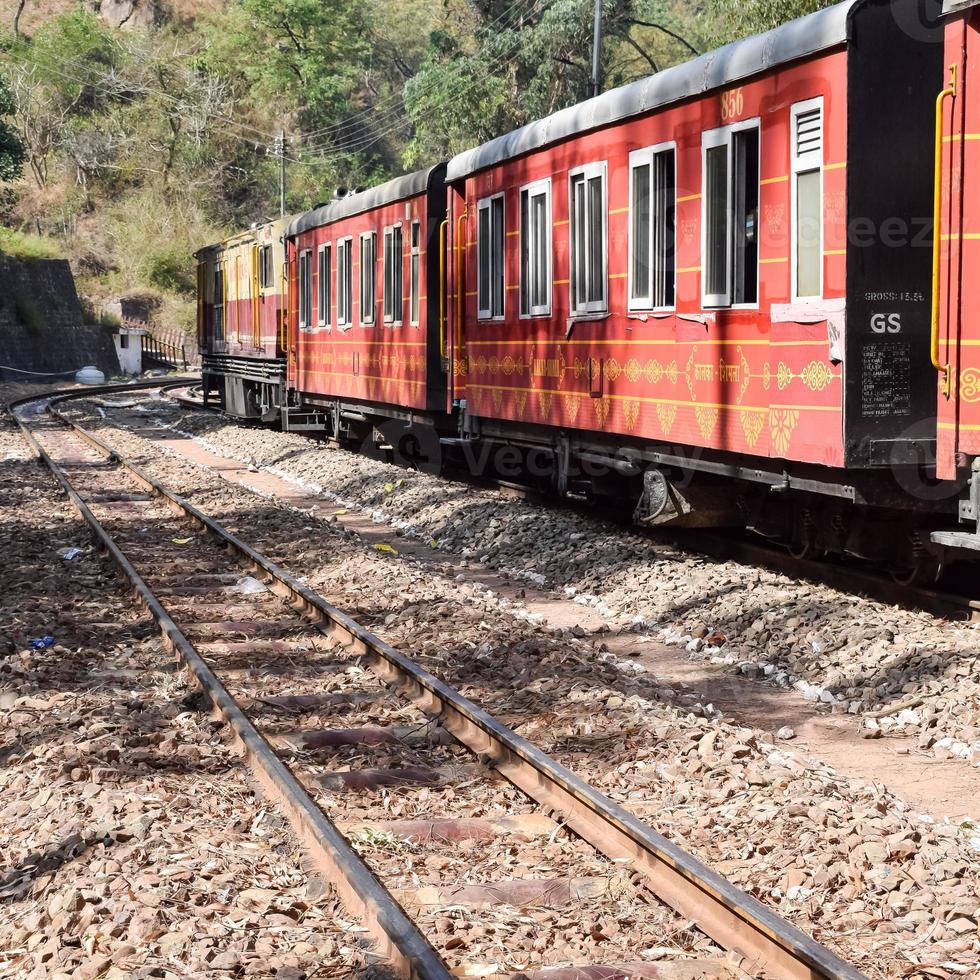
[930,457,980,554]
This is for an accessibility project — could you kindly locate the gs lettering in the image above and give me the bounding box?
[871,313,902,334]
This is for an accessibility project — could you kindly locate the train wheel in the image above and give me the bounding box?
[787,538,813,560]
[786,507,815,560]
[890,557,941,587]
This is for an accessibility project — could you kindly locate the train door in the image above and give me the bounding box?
[937,3,980,480]
[257,242,273,352]
[447,181,468,412]
[251,244,261,349]
[285,238,299,393]
[213,261,226,348]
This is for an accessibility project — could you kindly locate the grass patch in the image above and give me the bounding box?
[0,226,62,261]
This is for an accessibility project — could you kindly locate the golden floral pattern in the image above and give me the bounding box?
[738,347,752,404]
[800,360,835,392]
[962,367,980,403]
[625,358,642,383]
[656,403,677,436]
[777,362,794,391]
[514,390,528,416]
[606,358,622,382]
[762,362,772,392]
[564,393,581,423]
[491,389,504,414]
[685,349,697,400]
[593,397,611,427]
[741,411,765,448]
[538,390,553,417]
[623,399,640,431]
[695,406,718,441]
[770,409,800,455]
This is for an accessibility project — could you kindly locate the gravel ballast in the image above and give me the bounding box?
[116,398,980,770]
[50,393,980,976]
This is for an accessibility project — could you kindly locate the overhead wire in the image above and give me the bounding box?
[2,42,285,149]
[3,0,555,166]
[294,0,556,163]
[296,0,549,145]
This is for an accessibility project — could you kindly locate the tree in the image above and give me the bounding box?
[402,0,705,168]
[0,78,25,183]
[700,0,837,47]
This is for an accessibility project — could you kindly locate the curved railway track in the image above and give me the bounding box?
[11,381,866,979]
[162,383,980,624]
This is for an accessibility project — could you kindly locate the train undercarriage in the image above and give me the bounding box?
[199,361,980,585]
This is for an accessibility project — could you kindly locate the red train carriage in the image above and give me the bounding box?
[281,166,449,438]
[196,216,291,419]
[443,0,951,574]
[936,0,980,556]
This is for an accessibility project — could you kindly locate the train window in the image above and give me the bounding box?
[298,248,313,330]
[213,265,225,342]
[792,98,824,300]
[702,121,759,308]
[259,244,274,289]
[383,224,404,325]
[410,220,421,326]
[520,178,552,318]
[569,162,607,314]
[337,237,353,328]
[477,193,506,319]
[629,144,676,310]
[360,231,376,325]
[317,244,331,328]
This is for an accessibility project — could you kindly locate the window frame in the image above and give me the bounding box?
[519,177,553,319]
[477,192,506,321]
[383,222,404,326]
[316,243,331,328]
[628,140,677,313]
[336,236,353,330]
[258,244,274,290]
[410,220,421,327]
[298,247,313,331]
[359,230,377,326]
[790,97,824,304]
[568,161,609,316]
[701,117,761,310]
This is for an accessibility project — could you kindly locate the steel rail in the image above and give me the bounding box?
[10,386,452,980]
[21,383,866,980]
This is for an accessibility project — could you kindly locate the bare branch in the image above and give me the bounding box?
[628,19,700,56]
[626,35,658,73]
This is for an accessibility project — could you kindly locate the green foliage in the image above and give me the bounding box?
[0,225,60,259]
[0,0,823,337]
[143,245,197,295]
[403,0,712,167]
[0,78,25,183]
[701,0,837,45]
[79,297,121,330]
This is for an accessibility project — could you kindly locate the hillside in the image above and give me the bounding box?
[0,0,832,336]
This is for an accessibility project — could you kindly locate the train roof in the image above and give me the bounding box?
[285,164,444,239]
[195,214,294,259]
[446,0,860,181]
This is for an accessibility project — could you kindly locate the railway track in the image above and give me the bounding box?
[8,381,868,978]
[162,383,980,624]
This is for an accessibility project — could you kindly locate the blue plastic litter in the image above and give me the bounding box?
[30,636,55,650]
